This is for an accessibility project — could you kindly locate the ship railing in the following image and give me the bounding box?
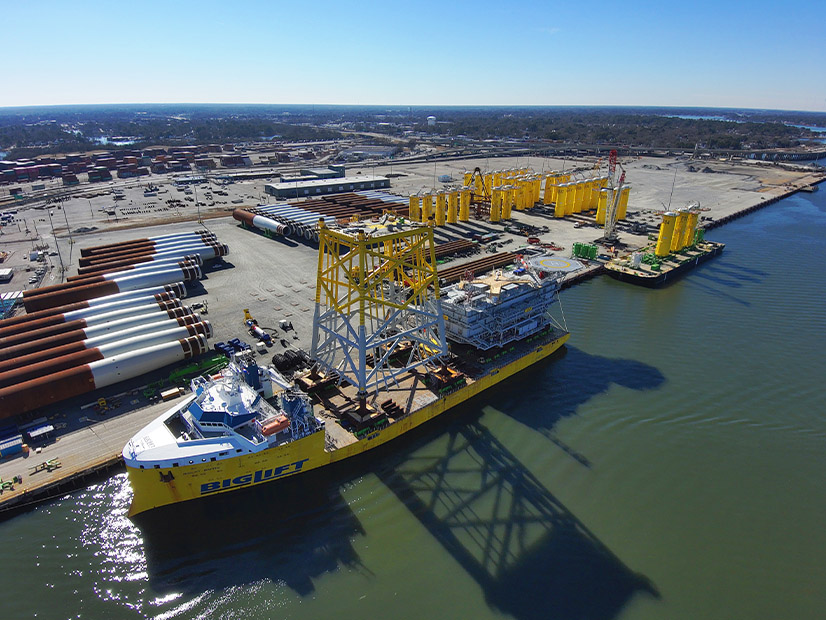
[177,435,233,448]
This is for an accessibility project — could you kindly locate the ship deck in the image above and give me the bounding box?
[305,328,563,451]
[605,241,725,282]
[313,368,449,450]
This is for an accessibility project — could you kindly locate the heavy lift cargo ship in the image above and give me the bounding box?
[124,223,580,516]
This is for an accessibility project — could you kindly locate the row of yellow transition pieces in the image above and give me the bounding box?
[408,171,631,225]
[654,209,700,257]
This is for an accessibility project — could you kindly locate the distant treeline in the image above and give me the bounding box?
[397,108,818,151]
[0,104,823,159]
[0,110,342,159]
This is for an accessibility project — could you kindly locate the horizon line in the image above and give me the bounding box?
[1,102,825,115]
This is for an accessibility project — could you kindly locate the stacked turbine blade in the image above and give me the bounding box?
[22,229,229,313]
[0,284,212,416]
[0,231,233,418]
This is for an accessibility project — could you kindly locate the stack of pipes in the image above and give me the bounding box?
[236,205,337,242]
[77,230,226,275]
[22,264,202,313]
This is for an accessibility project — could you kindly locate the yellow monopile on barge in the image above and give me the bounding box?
[604,204,724,287]
[124,223,575,517]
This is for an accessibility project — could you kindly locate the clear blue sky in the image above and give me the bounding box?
[4,0,825,111]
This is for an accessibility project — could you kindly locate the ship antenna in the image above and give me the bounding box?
[666,167,677,210]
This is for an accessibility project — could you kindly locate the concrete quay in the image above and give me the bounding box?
[0,394,190,516]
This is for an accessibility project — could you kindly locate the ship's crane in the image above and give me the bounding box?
[513,254,542,286]
[599,150,626,245]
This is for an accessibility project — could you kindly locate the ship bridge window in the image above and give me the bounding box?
[210,457,216,462]
[173,463,179,467]
[154,464,160,469]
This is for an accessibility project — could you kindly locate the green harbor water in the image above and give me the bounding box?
[0,189,824,620]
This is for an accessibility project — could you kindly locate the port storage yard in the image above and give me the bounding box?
[0,153,822,515]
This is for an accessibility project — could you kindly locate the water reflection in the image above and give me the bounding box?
[135,471,366,598]
[378,415,659,620]
[683,257,768,306]
[701,261,767,282]
[488,346,665,457]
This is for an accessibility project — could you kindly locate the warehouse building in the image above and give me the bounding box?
[336,146,399,160]
[265,175,389,199]
[278,165,347,185]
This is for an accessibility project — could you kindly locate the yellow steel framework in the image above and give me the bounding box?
[310,223,447,398]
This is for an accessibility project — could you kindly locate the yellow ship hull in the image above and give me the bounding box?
[126,333,569,517]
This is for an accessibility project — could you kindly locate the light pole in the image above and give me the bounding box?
[60,202,74,263]
[194,183,202,224]
[61,203,72,237]
[47,210,65,281]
